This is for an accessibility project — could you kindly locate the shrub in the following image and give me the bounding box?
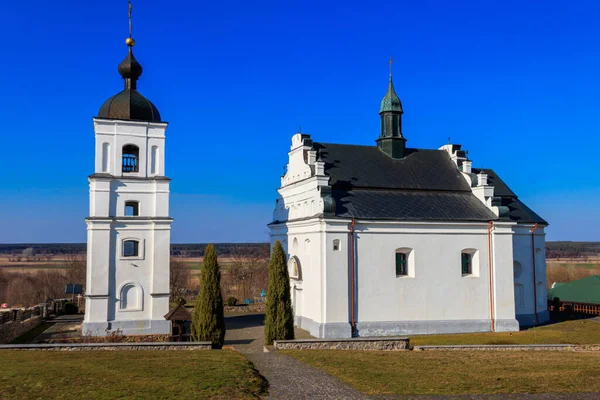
[191,244,226,348]
[62,302,78,315]
[264,241,294,345]
[226,297,238,306]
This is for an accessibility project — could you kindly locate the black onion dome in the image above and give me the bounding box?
[98,90,161,122]
[97,47,161,123]
[118,49,143,79]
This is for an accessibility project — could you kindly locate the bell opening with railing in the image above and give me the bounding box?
[122,145,139,173]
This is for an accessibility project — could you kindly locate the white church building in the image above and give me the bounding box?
[269,72,549,339]
[83,37,172,336]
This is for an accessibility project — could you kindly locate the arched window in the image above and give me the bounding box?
[514,283,524,308]
[395,248,414,277]
[102,142,110,173]
[396,253,408,276]
[151,145,159,175]
[461,249,479,277]
[513,261,522,280]
[123,239,139,257]
[119,282,143,311]
[288,256,302,280]
[125,201,139,216]
[122,145,139,173]
[292,238,298,255]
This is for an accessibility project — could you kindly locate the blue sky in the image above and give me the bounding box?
[0,0,599,243]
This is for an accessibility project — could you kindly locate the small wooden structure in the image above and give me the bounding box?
[164,301,192,342]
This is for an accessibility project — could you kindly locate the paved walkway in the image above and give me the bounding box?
[224,313,369,399]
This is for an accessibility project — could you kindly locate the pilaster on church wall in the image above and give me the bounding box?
[491,222,517,320]
[85,223,111,296]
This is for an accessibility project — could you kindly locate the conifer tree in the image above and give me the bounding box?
[265,240,294,345]
[191,244,225,347]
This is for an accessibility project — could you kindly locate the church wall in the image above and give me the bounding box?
[323,227,352,338]
[348,221,518,336]
[512,225,549,326]
[112,224,154,320]
[270,220,326,338]
[491,223,519,331]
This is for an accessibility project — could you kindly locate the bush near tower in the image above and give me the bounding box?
[191,244,226,348]
[265,240,295,345]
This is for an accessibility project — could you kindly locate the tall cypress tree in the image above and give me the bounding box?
[191,244,225,348]
[265,240,294,345]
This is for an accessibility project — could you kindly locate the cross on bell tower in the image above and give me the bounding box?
[376,56,406,159]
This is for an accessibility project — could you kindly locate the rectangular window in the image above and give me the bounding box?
[125,201,139,216]
[123,240,139,257]
[396,252,408,276]
[461,252,472,275]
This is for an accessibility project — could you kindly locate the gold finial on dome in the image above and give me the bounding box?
[126,37,135,47]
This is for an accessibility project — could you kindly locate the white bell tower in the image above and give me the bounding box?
[83,22,172,336]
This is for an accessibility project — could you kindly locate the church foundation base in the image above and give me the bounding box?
[494,318,520,332]
[516,310,550,327]
[295,316,352,339]
[82,320,170,337]
[355,319,494,337]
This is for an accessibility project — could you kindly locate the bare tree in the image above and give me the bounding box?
[64,253,86,289]
[170,257,191,302]
[227,245,269,301]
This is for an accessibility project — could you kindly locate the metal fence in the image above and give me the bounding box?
[548,300,600,316]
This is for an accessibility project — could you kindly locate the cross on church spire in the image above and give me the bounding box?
[389,55,393,77]
[126,0,135,47]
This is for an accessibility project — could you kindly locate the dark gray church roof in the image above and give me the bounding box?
[315,143,471,191]
[312,142,545,224]
[473,168,547,225]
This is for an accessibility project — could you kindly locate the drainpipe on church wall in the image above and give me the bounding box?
[487,221,495,332]
[531,223,539,325]
[349,218,356,337]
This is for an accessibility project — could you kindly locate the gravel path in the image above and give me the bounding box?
[224,313,368,399]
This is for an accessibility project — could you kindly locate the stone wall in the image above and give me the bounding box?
[224,304,266,313]
[0,342,213,351]
[274,337,409,350]
[413,344,577,351]
[0,317,42,344]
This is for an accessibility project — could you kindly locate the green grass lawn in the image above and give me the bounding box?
[0,350,266,399]
[410,319,600,346]
[284,350,600,396]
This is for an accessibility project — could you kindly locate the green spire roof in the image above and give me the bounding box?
[379,76,403,113]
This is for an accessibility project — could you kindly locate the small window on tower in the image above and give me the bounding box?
[333,239,340,251]
[125,201,139,216]
[123,240,139,257]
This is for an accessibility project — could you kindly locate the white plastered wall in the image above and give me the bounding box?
[84,118,171,336]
